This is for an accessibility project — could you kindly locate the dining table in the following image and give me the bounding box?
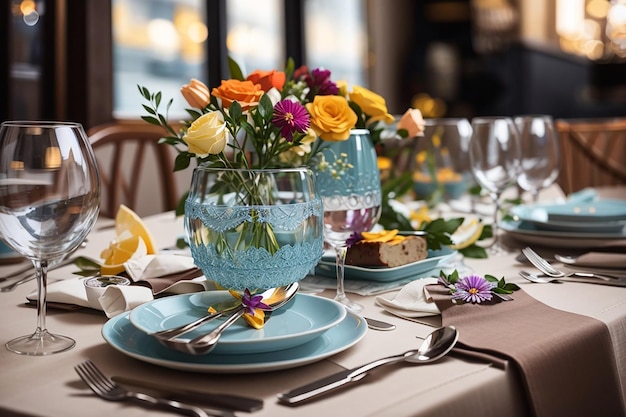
[1,185,625,417]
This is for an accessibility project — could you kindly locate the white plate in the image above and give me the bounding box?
[511,201,626,233]
[501,219,626,249]
[129,292,346,354]
[315,248,456,282]
[102,310,367,373]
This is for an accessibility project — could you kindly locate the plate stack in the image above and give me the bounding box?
[101,292,367,373]
[502,199,626,248]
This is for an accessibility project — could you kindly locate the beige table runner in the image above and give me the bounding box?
[428,285,626,417]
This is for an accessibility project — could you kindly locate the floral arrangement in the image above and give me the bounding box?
[138,57,404,180]
[438,270,520,304]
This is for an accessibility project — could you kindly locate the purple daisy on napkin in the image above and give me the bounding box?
[452,274,494,304]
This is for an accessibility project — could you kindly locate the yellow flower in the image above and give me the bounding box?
[306,95,357,142]
[349,85,395,125]
[183,111,227,155]
[397,108,425,138]
[180,78,210,109]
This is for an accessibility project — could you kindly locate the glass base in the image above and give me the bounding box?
[6,329,75,356]
[335,294,364,314]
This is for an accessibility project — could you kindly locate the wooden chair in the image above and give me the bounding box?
[555,118,626,195]
[87,121,185,218]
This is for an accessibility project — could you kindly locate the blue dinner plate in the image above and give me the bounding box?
[315,247,456,282]
[102,310,367,373]
[511,199,626,233]
[129,292,346,354]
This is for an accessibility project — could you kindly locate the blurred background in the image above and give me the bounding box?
[2,0,626,129]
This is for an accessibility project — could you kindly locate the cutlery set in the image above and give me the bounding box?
[520,247,626,287]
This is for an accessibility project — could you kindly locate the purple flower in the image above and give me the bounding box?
[271,99,310,142]
[241,288,270,315]
[452,275,493,304]
[345,232,363,248]
[307,68,339,96]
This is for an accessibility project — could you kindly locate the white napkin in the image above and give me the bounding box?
[124,254,196,287]
[375,277,441,318]
[27,254,210,317]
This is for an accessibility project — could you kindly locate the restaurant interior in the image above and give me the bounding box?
[1,2,626,417]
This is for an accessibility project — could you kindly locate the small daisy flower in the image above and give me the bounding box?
[452,274,494,304]
[271,99,310,142]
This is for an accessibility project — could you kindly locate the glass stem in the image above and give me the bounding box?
[492,193,501,248]
[335,246,348,300]
[35,260,48,336]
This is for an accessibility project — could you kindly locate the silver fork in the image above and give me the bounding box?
[521,247,620,281]
[74,360,234,417]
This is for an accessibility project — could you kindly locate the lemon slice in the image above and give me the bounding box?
[100,235,148,275]
[449,217,484,250]
[115,204,157,254]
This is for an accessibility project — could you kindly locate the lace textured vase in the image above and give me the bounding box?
[185,167,324,290]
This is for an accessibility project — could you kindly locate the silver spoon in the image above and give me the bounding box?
[160,283,300,355]
[278,325,459,404]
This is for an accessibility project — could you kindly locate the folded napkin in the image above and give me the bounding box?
[28,254,208,317]
[427,284,626,417]
[375,278,440,317]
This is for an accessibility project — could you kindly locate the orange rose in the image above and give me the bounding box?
[180,79,210,109]
[246,69,286,92]
[397,108,425,137]
[211,79,264,110]
[306,95,357,142]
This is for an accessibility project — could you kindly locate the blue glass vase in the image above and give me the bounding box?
[185,167,324,291]
[310,129,382,312]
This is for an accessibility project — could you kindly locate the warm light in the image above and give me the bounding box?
[45,147,61,169]
[19,0,35,15]
[608,2,626,25]
[584,39,605,59]
[187,21,208,43]
[587,0,611,19]
[147,18,180,57]
[556,0,585,37]
[10,161,24,171]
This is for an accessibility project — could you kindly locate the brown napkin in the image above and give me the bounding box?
[427,285,626,417]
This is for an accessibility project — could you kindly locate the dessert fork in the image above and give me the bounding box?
[521,247,621,281]
[74,360,234,417]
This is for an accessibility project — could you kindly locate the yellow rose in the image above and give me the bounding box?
[397,108,425,137]
[180,79,210,109]
[183,111,227,155]
[349,85,395,124]
[306,96,357,142]
[335,80,349,97]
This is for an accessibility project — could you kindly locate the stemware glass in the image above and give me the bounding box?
[514,115,560,203]
[0,121,100,355]
[312,129,382,313]
[469,117,521,255]
[412,118,474,206]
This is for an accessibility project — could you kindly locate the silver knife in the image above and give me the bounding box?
[277,368,367,404]
[112,376,264,412]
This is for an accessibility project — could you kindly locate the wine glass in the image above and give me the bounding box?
[412,118,474,206]
[312,129,382,313]
[0,121,100,355]
[469,117,521,255]
[514,115,560,203]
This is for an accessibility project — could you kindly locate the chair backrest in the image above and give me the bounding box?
[555,118,626,195]
[88,121,186,218]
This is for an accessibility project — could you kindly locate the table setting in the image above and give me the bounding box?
[1,75,626,417]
